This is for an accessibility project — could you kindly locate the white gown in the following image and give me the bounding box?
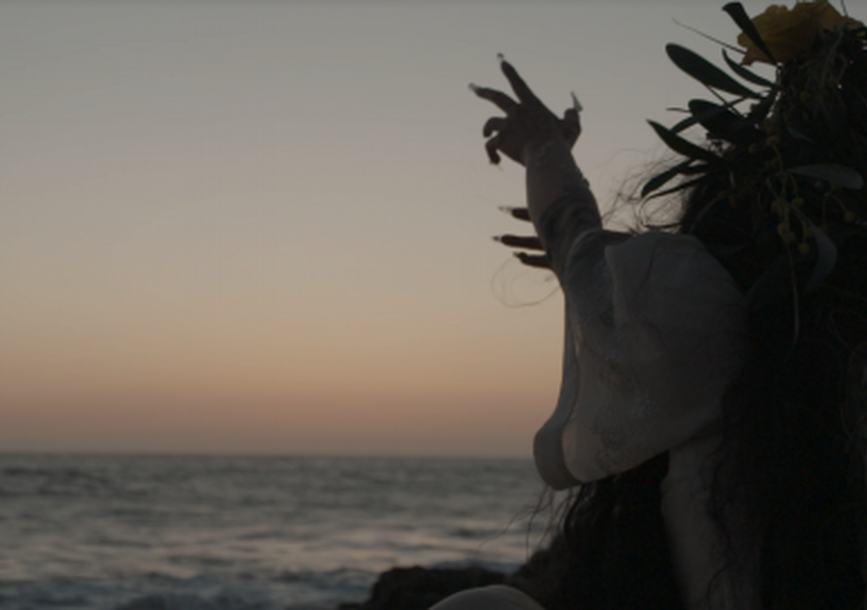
[435,215,756,609]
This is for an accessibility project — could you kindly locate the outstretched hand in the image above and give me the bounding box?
[472,58,581,166]
[494,207,552,269]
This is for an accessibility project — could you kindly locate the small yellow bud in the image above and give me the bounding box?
[774,199,790,213]
[798,242,810,255]
[845,211,856,223]
[766,136,780,147]
[792,197,805,209]
[777,222,796,243]
[764,120,779,135]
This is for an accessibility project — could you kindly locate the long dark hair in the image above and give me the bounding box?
[519,22,867,610]
[511,454,684,610]
[683,23,867,609]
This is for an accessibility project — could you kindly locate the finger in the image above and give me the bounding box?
[561,108,582,144]
[485,135,502,164]
[570,92,583,114]
[470,84,518,114]
[483,116,507,138]
[500,60,542,106]
[515,252,552,269]
[494,234,544,250]
[499,206,532,222]
[562,92,583,145]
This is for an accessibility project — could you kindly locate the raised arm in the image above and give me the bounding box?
[472,59,601,271]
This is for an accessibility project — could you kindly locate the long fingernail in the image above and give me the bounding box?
[499,206,531,220]
[469,83,479,92]
[571,92,583,113]
[497,52,505,63]
[492,235,503,242]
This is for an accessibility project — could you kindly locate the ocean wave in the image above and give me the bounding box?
[114,592,269,610]
[0,465,123,497]
[0,455,541,610]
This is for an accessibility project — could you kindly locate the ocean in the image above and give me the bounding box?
[0,454,549,610]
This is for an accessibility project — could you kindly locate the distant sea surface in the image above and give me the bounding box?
[0,454,547,610]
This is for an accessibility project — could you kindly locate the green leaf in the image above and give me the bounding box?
[690,99,760,145]
[671,100,719,133]
[787,164,864,190]
[689,99,735,132]
[746,90,776,123]
[670,114,701,134]
[722,50,775,87]
[804,219,837,293]
[670,98,745,136]
[672,18,744,54]
[722,2,776,64]
[666,44,760,99]
[648,120,725,165]
[641,160,694,199]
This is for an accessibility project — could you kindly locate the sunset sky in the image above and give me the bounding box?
[0,0,780,457]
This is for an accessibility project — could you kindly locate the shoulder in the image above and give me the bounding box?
[563,229,744,316]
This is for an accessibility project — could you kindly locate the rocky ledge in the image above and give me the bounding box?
[338,566,506,610]
[339,537,562,610]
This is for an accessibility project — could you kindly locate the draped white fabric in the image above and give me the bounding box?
[533,228,753,609]
[550,229,748,483]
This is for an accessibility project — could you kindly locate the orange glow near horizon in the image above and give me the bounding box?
[0,2,751,456]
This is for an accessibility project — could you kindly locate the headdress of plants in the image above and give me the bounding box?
[643,1,866,310]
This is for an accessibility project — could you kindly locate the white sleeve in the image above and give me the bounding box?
[534,230,748,488]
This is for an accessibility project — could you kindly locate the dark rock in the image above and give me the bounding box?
[503,534,568,609]
[338,565,506,610]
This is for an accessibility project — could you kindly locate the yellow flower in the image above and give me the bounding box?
[738,1,863,65]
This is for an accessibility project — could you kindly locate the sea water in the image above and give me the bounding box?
[0,454,549,610]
